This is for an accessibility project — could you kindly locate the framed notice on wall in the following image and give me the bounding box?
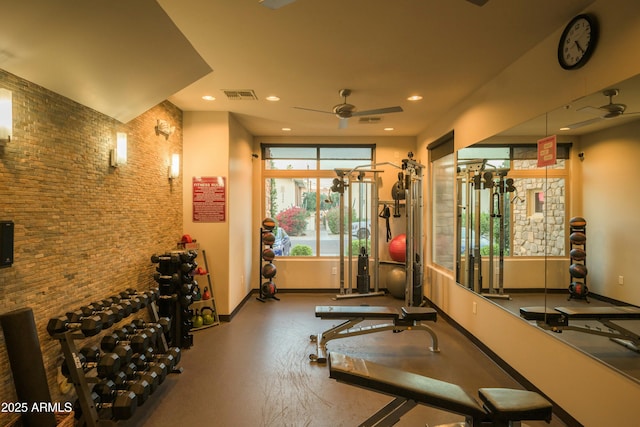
[193,176,226,223]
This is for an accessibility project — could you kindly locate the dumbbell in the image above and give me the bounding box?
[47,315,102,337]
[179,250,198,263]
[130,317,171,335]
[151,253,181,263]
[154,346,182,371]
[61,347,121,379]
[95,375,150,407]
[130,348,169,379]
[120,291,149,309]
[74,390,137,421]
[66,306,118,329]
[83,302,126,323]
[101,329,150,354]
[120,359,162,392]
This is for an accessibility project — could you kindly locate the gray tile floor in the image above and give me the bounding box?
[126,293,568,427]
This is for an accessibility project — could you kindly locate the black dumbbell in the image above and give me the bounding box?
[151,253,181,263]
[101,329,150,354]
[75,390,138,421]
[95,375,150,407]
[47,315,102,337]
[120,360,162,392]
[61,347,121,380]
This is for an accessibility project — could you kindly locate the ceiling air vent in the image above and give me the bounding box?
[222,89,259,100]
[358,116,382,124]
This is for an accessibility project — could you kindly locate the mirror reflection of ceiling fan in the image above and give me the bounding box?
[565,89,640,130]
[259,0,488,10]
[294,89,403,129]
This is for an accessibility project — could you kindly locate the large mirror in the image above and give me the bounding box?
[454,73,640,383]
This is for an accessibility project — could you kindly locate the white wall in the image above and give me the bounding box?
[421,1,640,425]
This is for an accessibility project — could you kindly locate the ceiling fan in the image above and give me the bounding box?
[294,89,403,129]
[565,88,640,129]
[259,0,488,9]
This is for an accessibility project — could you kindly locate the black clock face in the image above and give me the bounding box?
[558,14,598,70]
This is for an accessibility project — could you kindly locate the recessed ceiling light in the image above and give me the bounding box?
[202,95,216,101]
[266,95,280,101]
[384,127,395,131]
[407,95,423,101]
[282,127,292,131]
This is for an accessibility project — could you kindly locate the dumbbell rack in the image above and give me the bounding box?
[151,250,198,348]
[568,217,589,302]
[49,290,175,427]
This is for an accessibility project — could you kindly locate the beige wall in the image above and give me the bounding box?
[578,119,640,305]
[421,1,640,425]
[182,111,232,314]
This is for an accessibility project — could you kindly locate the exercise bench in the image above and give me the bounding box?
[520,305,640,352]
[309,305,439,363]
[329,352,553,427]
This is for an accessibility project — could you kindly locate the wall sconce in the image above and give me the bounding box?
[0,88,12,143]
[110,132,128,167]
[169,153,180,179]
[156,119,175,140]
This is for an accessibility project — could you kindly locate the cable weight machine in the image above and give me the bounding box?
[457,161,514,299]
[331,153,425,307]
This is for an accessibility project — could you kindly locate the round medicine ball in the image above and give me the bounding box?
[569,282,589,296]
[569,217,587,228]
[262,232,276,246]
[262,281,277,297]
[262,263,277,278]
[569,263,588,278]
[262,248,275,262]
[389,234,406,263]
[569,232,586,244]
[262,217,277,231]
[569,248,586,261]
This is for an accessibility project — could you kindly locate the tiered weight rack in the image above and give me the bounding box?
[151,250,201,348]
[257,218,280,302]
[568,216,589,302]
[47,288,183,426]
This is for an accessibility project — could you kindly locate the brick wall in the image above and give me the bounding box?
[0,69,183,424]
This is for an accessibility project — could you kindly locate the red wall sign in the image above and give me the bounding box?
[193,176,226,223]
[537,135,557,167]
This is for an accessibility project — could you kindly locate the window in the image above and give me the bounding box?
[262,144,374,257]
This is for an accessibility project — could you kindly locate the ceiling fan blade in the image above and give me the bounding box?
[293,106,334,114]
[338,118,349,129]
[351,106,403,117]
[259,0,297,10]
[564,117,602,130]
[577,106,607,117]
[465,0,490,5]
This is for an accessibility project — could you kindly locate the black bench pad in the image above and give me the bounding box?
[519,306,563,321]
[315,305,437,321]
[479,388,552,423]
[555,305,640,319]
[402,306,437,321]
[329,352,487,420]
[316,306,400,320]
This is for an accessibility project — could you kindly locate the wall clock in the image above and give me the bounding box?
[557,14,598,70]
